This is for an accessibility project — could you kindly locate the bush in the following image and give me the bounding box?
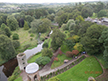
[61,24,68,30]
[42,42,48,48]
[42,48,53,58]
[35,56,51,66]
[66,51,73,57]
[30,33,34,37]
[12,40,20,49]
[12,33,19,40]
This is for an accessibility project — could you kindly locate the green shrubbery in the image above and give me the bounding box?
[48,77,61,81]
[12,33,19,40]
[35,56,51,66]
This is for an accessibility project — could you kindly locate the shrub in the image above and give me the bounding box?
[42,48,53,58]
[42,42,48,48]
[73,43,84,52]
[54,57,58,61]
[61,24,68,30]
[12,40,20,49]
[30,33,34,37]
[12,33,19,40]
[66,51,73,57]
[30,38,33,41]
[35,56,51,66]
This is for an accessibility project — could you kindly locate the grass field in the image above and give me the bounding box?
[50,56,103,81]
[28,52,42,63]
[11,28,38,52]
[51,54,72,69]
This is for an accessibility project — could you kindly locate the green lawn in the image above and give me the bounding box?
[51,54,72,69]
[12,28,38,52]
[61,44,70,53]
[28,52,42,63]
[14,76,23,81]
[51,56,103,81]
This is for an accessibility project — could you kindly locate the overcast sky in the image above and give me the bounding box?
[0,0,101,3]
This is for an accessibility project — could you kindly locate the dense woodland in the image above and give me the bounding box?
[0,1,108,80]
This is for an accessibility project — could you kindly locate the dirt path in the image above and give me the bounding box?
[20,71,29,81]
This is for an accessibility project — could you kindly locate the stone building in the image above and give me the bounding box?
[17,53,28,70]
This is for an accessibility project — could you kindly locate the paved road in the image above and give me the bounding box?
[24,42,44,60]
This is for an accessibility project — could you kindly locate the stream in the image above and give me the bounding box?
[0,30,53,81]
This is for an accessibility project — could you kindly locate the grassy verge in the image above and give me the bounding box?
[50,56,103,81]
[95,54,106,68]
[14,76,23,81]
[28,52,42,63]
[51,54,72,69]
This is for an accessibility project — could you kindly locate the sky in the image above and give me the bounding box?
[0,0,101,3]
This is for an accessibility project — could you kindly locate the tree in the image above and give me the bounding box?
[99,28,108,68]
[78,21,93,37]
[6,15,19,31]
[24,21,29,30]
[76,15,84,22]
[65,39,75,51]
[61,24,68,30]
[12,33,19,40]
[81,7,93,18]
[42,42,48,48]
[42,48,53,58]
[0,35,16,60]
[73,43,84,52]
[51,29,66,50]
[47,14,55,21]
[66,51,73,57]
[35,56,51,66]
[4,27,11,37]
[31,18,51,33]
[81,24,106,55]
[12,40,20,49]
[97,10,107,17]
[1,23,11,37]
[67,19,75,28]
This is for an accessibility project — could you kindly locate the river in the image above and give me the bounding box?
[0,30,53,81]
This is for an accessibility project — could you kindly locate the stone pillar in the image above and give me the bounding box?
[17,53,28,70]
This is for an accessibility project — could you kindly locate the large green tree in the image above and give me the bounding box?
[0,35,16,60]
[51,29,66,50]
[6,15,19,31]
[31,18,51,33]
[24,21,29,30]
[81,24,106,55]
[99,28,108,68]
[1,23,11,37]
[81,7,93,18]
[42,48,53,58]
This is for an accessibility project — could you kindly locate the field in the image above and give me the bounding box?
[51,56,103,81]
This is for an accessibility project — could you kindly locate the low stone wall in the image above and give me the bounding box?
[39,55,86,81]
